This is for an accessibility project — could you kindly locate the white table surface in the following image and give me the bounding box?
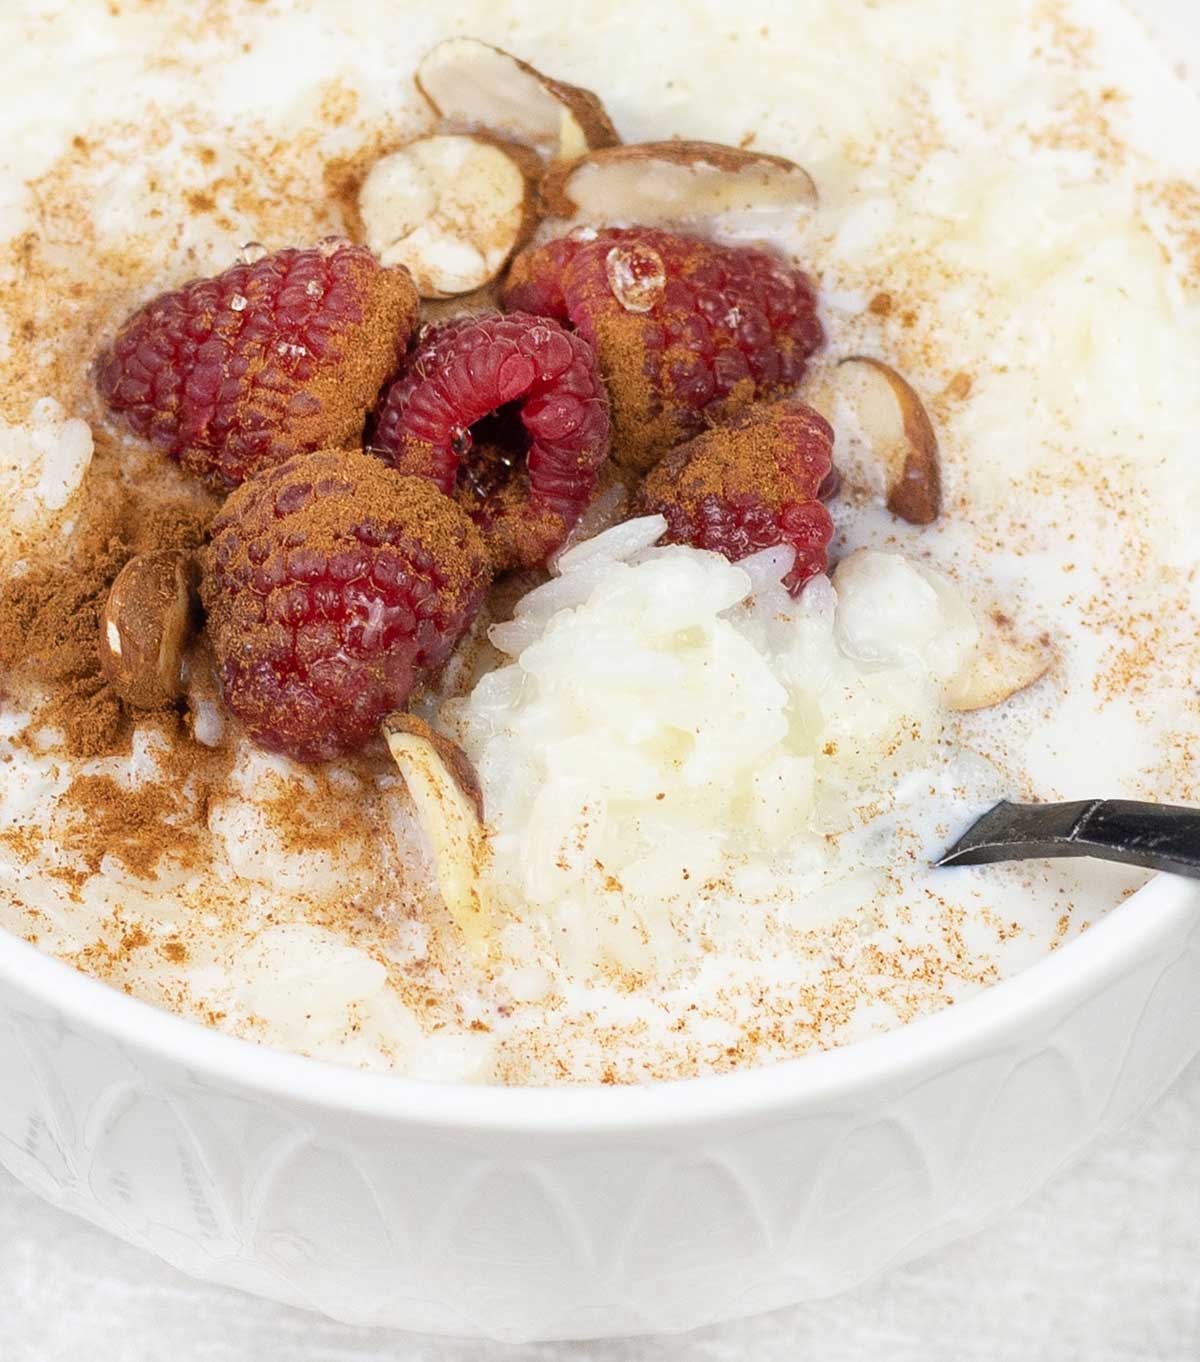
[1,1059,1198,1362]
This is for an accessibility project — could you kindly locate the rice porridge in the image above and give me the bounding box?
[0,0,1197,1084]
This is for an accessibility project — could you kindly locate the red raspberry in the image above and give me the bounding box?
[502,228,823,474]
[635,399,835,595]
[201,448,489,763]
[96,242,419,490]
[372,312,610,572]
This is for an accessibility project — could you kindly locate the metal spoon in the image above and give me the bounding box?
[935,798,1200,879]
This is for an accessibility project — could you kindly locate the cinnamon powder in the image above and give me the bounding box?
[0,442,231,885]
[58,772,203,877]
[0,530,130,756]
[639,398,821,511]
[0,461,213,759]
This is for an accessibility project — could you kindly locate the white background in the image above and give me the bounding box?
[2,1057,1198,1362]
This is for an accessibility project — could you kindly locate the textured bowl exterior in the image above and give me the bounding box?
[1,873,1199,1340]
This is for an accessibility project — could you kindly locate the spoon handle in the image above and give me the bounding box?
[935,798,1200,879]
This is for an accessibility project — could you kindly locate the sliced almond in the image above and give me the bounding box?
[359,134,540,298]
[947,618,1055,712]
[835,356,942,525]
[99,550,199,709]
[383,712,490,950]
[540,140,818,225]
[415,37,618,163]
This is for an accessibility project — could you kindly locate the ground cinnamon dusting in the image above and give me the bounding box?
[593,312,775,477]
[589,310,664,472]
[204,446,486,596]
[323,130,413,245]
[0,466,213,759]
[0,531,130,757]
[58,773,204,878]
[640,399,826,511]
[282,257,419,467]
[260,766,375,857]
[460,470,568,574]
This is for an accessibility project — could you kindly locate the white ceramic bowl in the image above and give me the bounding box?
[2,873,1199,1340]
[2,0,1197,1342]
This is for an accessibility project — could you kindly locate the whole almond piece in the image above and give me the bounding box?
[99,550,199,708]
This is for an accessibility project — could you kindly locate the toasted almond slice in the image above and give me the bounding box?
[415,37,618,163]
[359,134,540,298]
[836,356,942,525]
[383,713,490,949]
[947,619,1055,712]
[540,140,818,225]
[99,550,199,709]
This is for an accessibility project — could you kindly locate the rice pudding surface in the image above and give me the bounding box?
[0,0,1198,1083]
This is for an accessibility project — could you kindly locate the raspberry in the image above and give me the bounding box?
[96,242,419,489]
[502,228,823,474]
[201,448,489,762]
[635,399,835,594]
[372,312,610,572]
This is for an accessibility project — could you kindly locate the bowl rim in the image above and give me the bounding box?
[1,869,1196,1134]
